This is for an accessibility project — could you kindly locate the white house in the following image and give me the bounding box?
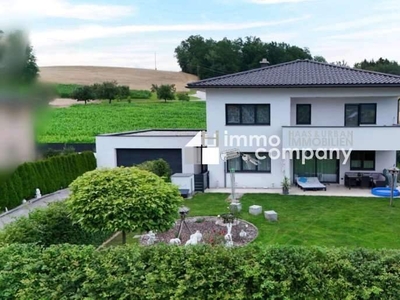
[186,60,400,188]
[96,59,400,189]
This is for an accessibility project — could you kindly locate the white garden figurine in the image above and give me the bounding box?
[146,231,156,245]
[185,233,198,246]
[169,238,181,245]
[239,230,247,238]
[193,230,202,242]
[35,188,41,199]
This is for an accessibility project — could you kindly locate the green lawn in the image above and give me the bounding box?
[37,101,206,143]
[107,193,400,249]
[183,193,400,249]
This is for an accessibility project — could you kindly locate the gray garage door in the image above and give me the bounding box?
[116,149,182,174]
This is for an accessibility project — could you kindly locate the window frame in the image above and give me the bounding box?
[344,103,377,126]
[225,104,271,126]
[226,152,271,173]
[350,151,376,171]
[296,104,311,125]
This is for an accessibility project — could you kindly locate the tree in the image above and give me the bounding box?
[156,84,176,102]
[71,85,95,104]
[67,167,183,244]
[0,30,39,85]
[331,60,350,67]
[313,55,327,63]
[354,58,400,75]
[94,81,119,104]
[117,85,130,100]
[175,35,314,79]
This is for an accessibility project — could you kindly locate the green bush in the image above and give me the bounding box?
[129,89,152,99]
[0,202,110,247]
[136,159,172,181]
[176,92,190,101]
[1,244,400,299]
[56,84,82,98]
[0,152,96,210]
[67,167,182,243]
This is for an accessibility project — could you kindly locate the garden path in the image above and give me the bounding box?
[0,189,70,229]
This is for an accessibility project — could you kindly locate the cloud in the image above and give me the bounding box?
[314,14,399,32]
[248,0,311,4]
[326,26,400,40]
[31,16,310,47]
[0,0,135,21]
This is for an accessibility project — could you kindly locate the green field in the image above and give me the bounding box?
[37,101,206,143]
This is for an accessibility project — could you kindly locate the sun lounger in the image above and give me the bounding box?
[296,177,326,191]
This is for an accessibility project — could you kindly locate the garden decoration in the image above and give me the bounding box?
[239,229,247,238]
[36,188,42,199]
[388,165,399,207]
[176,206,192,240]
[145,231,157,245]
[220,149,259,210]
[169,238,181,245]
[219,213,237,248]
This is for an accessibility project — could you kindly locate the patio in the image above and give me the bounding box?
[205,184,400,197]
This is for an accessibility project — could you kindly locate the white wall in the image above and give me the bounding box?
[206,87,400,188]
[290,96,398,126]
[96,135,199,173]
[206,88,291,188]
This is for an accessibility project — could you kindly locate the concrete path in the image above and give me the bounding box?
[0,189,70,229]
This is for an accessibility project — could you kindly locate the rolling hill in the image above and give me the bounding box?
[39,66,199,91]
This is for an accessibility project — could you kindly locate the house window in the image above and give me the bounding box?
[345,104,376,126]
[350,151,375,171]
[226,104,270,125]
[296,104,311,125]
[227,153,271,173]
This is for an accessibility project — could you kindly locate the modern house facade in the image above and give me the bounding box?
[187,60,400,189]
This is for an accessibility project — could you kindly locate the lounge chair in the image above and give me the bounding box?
[296,177,327,191]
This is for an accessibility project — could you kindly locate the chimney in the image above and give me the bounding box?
[259,58,270,67]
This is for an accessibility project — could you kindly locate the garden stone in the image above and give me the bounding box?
[230,202,242,212]
[264,210,278,222]
[169,238,181,245]
[249,205,262,216]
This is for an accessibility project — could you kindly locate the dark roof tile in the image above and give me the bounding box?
[187,59,400,88]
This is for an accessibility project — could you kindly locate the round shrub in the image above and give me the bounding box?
[67,167,182,243]
[136,159,172,181]
[177,92,190,101]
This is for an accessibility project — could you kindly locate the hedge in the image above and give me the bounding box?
[136,159,172,182]
[0,201,111,247]
[0,151,96,210]
[0,244,399,299]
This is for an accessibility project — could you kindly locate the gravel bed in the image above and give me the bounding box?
[140,216,258,246]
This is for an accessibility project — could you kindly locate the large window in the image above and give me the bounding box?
[345,104,376,126]
[227,153,271,173]
[350,151,375,171]
[296,104,311,125]
[226,104,270,125]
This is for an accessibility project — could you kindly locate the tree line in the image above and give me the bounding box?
[175,35,400,79]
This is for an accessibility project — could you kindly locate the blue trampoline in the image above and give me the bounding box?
[371,187,400,197]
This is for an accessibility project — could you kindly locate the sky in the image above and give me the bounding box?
[0,0,399,71]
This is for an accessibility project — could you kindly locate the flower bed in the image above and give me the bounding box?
[140,216,258,246]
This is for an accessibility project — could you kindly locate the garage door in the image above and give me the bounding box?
[116,149,182,174]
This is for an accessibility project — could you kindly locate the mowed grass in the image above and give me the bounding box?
[183,193,400,249]
[37,101,206,143]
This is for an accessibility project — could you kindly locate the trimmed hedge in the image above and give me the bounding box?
[0,152,96,210]
[0,202,110,247]
[0,244,400,299]
[129,89,152,99]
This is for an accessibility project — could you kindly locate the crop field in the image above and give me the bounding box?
[37,101,206,143]
[40,66,198,91]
